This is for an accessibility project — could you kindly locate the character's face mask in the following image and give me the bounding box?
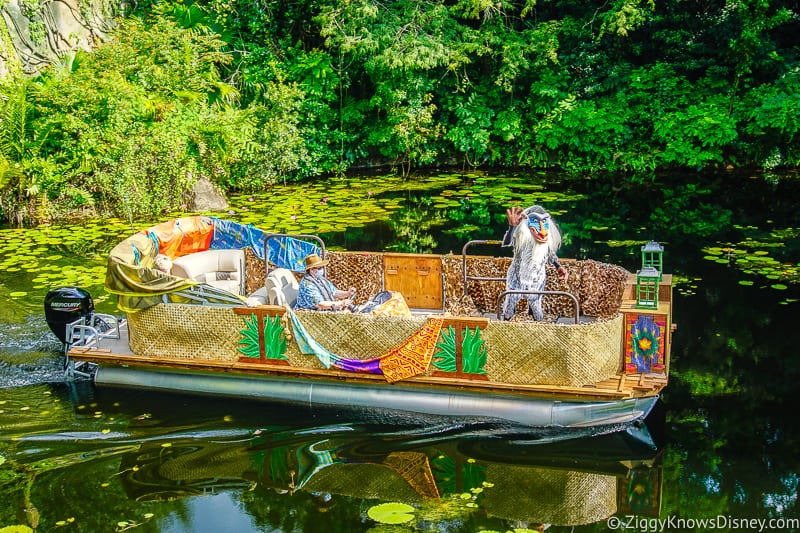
[526,214,550,243]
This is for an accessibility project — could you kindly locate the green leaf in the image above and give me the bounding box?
[263,314,288,360]
[461,326,487,374]
[367,502,416,524]
[433,326,457,372]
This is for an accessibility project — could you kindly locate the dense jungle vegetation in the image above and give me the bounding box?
[0,0,798,225]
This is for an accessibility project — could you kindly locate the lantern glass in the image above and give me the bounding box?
[636,267,660,309]
[641,241,664,281]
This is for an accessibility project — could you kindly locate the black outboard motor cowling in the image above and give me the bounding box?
[45,287,94,344]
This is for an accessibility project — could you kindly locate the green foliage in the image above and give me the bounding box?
[433,326,458,372]
[598,0,655,38]
[460,326,487,374]
[3,0,800,225]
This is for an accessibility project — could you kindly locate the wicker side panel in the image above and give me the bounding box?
[482,465,617,525]
[291,311,428,359]
[128,304,243,361]
[326,251,383,305]
[443,256,511,313]
[441,254,481,315]
[244,247,266,295]
[483,315,622,386]
[579,260,630,318]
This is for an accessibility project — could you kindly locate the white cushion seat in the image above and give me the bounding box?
[265,268,299,308]
[170,249,245,295]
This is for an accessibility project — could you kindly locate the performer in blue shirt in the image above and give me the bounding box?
[295,253,356,311]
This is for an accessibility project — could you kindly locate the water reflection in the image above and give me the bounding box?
[0,384,663,531]
[120,425,662,527]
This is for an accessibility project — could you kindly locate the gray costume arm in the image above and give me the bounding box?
[502,226,514,247]
[548,250,563,269]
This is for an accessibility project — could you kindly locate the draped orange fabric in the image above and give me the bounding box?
[379,317,444,383]
[145,216,214,259]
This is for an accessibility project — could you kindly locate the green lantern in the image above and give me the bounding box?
[636,267,660,309]
[641,241,664,281]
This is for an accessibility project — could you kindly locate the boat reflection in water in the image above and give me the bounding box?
[117,409,663,529]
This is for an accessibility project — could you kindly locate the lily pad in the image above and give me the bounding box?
[367,502,416,524]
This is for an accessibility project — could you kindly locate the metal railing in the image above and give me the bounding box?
[264,233,327,279]
[495,290,581,324]
[461,239,505,295]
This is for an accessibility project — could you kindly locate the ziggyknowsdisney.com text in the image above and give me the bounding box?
[606,515,798,532]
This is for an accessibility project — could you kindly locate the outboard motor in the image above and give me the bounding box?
[44,287,94,344]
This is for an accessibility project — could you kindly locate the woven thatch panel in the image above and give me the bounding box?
[326,251,383,305]
[542,260,582,317]
[482,464,617,525]
[580,260,629,318]
[128,304,243,361]
[483,315,622,385]
[127,297,622,385]
[244,247,266,295]
[291,311,428,359]
[443,255,627,321]
[441,254,481,315]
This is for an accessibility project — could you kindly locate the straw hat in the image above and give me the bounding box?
[304,253,329,270]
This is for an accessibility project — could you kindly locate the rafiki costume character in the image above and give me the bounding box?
[502,205,568,320]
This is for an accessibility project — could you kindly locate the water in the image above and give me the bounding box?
[1,171,799,531]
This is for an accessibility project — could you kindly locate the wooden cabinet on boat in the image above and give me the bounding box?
[383,254,443,310]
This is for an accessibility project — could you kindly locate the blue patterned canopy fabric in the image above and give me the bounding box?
[210,217,319,271]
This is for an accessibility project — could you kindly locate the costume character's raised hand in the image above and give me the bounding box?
[506,206,525,226]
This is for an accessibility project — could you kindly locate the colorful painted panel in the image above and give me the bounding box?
[238,312,288,361]
[433,325,487,375]
[624,313,667,374]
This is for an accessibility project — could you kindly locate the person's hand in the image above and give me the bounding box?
[557,266,568,281]
[347,287,356,297]
[506,206,525,226]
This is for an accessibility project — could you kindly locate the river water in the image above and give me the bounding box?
[0,171,798,532]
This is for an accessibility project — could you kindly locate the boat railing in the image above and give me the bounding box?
[64,312,123,377]
[65,312,122,351]
[461,239,506,295]
[170,285,246,306]
[496,290,581,324]
[263,233,327,278]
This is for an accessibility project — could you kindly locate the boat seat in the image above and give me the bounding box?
[171,249,245,295]
[266,268,299,308]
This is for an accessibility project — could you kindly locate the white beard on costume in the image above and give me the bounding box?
[503,211,560,321]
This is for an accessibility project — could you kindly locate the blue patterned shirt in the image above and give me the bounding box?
[295,274,337,310]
